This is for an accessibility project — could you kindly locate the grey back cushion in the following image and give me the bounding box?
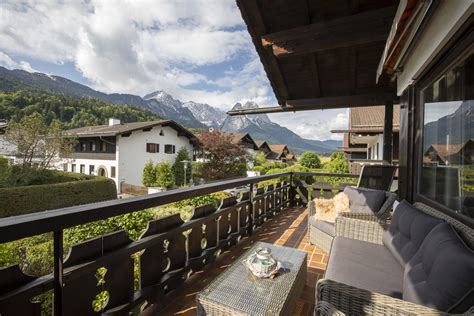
[343,186,385,213]
[382,200,443,266]
[403,223,474,313]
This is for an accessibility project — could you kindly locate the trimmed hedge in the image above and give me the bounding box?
[0,174,117,217]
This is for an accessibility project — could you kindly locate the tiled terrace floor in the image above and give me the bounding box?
[143,207,327,315]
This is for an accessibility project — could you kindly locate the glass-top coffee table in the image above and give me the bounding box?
[196,242,307,315]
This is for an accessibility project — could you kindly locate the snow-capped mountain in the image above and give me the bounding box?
[0,66,342,153]
[220,102,341,153]
[143,90,206,128]
[182,101,226,128]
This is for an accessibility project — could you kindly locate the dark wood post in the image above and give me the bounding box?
[248,183,254,236]
[289,173,296,206]
[383,100,394,164]
[53,230,64,316]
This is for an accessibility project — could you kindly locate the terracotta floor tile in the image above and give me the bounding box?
[144,207,326,316]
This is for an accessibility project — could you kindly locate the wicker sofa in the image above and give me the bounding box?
[308,187,397,253]
[315,201,474,315]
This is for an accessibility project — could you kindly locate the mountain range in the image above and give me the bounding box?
[0,66,341,154]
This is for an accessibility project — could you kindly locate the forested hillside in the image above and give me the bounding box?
[0,90,161,128]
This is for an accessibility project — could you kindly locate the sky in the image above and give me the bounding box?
[0,0,347,141]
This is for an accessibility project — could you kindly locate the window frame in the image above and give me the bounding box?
[413,27,474,225]
[89,165,95,175]
[146,143,159,153]
[164,144,175,154]
[80,164,86,174]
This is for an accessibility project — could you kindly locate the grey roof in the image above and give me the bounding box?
[65,120,195,140]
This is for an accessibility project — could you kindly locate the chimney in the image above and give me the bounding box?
[109,118,121,126]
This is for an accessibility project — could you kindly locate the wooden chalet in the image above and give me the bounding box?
[332,105,400,173]
[254,140,272,154]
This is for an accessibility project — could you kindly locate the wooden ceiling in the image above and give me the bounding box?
[233,0,400,114]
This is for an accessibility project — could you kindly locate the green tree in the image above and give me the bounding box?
[253,151,267,166]
[155,162,174,189]
[142,160,156,187]
[299,151,321,169]
[4,113,75,169]
[0,156,10,187]
[173,147,191,186]
[196,131,248,180]
[328,152,349,173]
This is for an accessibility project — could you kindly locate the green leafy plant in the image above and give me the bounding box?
[154,162,174,189]
[142,160,156,187]
[253,151,267,166]
[299,151,321,169]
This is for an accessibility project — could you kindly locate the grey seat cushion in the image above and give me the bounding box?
[343,186,386,213]
[404,223,474,313]
[308,216,335,236]
[382,200,443,266]
[325,237,404,298]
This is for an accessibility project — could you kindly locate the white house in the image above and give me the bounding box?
[62,118,196,193]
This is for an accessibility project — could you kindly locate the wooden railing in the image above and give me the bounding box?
[0,172,357,315]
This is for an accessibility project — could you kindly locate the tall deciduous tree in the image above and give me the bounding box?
[142,160,156,187]
[4,113,75,169]
[196,131,248,180]
[173,147,191,186]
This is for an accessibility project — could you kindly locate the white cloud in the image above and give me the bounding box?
[270,110,349,141]
[0,0,349,140]
[0,51,37,72]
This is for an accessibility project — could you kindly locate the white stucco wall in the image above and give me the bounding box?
[397,0,473,95]
[367,134,384,160]
[117,125,194,189]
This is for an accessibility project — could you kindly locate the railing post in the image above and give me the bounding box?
[248,183,254,236]
[289,173,296,206]
[53,230,64,316]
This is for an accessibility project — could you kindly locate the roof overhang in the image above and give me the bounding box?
[232,0,400,116]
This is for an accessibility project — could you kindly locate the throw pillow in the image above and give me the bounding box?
[403,223,474,313]
[382,200,443,266]
[313,192,350,223]
[343,186,386,213]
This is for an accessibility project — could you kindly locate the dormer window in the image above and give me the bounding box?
[80,142,86,152]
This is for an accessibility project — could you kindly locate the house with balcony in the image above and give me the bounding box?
[256,140,295,163]
[1,1,473,316]
[267,144,295,163]
[62,118,196,193]
[332,105,400,173]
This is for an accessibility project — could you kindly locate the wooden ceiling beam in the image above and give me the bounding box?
[261,6,397,58]
[236,0,290,105]
[227,92,400,116]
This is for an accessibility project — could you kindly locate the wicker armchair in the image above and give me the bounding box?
[308,191,396,253]
[315,202,474,316]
